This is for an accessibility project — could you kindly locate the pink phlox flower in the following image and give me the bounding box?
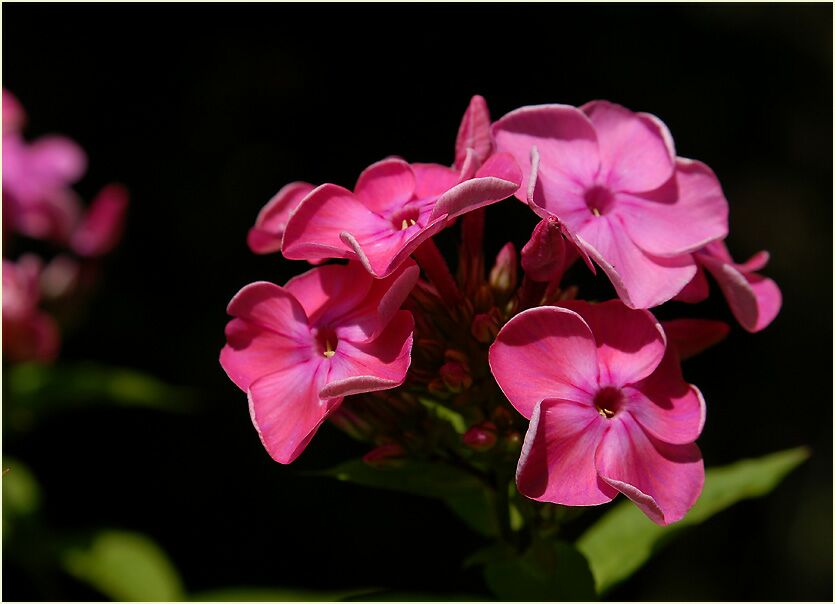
[675,240,781,333]
[220,260,419,463]
[247,181,316,254]
[2,255,59,363]
[489,300,705,525]
[70,183,130,257]
[493,101,729,309]
[282,98,521,278]
[2,92,87,243]
[3,89,26,135]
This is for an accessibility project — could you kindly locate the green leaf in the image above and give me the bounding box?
[62,530,185,601]
[191,587,377,601]
[317,458,503,536]
[418,397,468,434]
[2,458,41,518]
[483,540,596,601]
[577,446,810,594]
[4,362,194,420]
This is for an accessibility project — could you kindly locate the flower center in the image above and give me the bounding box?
[390,206,419,231]
[584,185,614,217]
[593,386,623,419]
[314,327,338,359]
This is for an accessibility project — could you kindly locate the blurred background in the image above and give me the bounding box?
[3,3,832,601]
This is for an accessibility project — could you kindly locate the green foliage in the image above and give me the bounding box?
[2,458,41,540]
[62,530,185,601]
[5,362,194,422]
[480,540,596,601]
[341,589,486,601]
[577,446,810,594]
[191,587,377,601]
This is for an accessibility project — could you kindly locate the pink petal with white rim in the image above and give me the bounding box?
[516,399,618,505]
[699,255,782,333]
[617,158,729,257]
[70,183,129,257]
[412,163,461,199]
[320,310,414,399]
[248,361,337,464]
[428,159,521,222]
[595,412,704,525]
[354,158,416,214]
[581,100,675,193]
[578,216,697,309]
[282,184,385,262]
[489,306,600,419]
[493,104,600,204]
[661,318,730,360]
[248,181,315,254]
[559,300,666,386]
[454,94,492,170]
[624,346,706,444]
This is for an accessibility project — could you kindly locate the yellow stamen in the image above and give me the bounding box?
[409,218,416,226]
[401,219,410,230]
[597,407,615,418]
[323,340,336,358]
[591,208,601,217]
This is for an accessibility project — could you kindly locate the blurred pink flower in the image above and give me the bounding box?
[2,256,59,363]
[676,240,781,333]
[220,261,419,463]
[493,101,729,309]
[247,181,316,254]
[489,300,705,525]
[70,183,130,257]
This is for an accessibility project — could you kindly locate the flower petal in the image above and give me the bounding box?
[559,300,666,386]
[248,362,337,464]
[517,399,617,505]
[454,94,492,171]
[70,183,129,257]
[282,184,386,263]
[354,158,416,214]
[581,100,675,193]
[596,413,704,525]
[578,216,697,309]
[493,104,600,204]
[673,266,710,303]
[247,181,315,254]
[489,306,599,419]
[284,263,374,326]
[320,310,414,399]
[661,318,730,360]
[412,163,461,199]
[428,154,521,222]
[617,158,729,257]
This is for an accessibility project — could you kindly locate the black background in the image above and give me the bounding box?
[4,3,832,601]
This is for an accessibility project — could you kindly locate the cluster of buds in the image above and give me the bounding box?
[2,90,129,363]
[220,95,780,525]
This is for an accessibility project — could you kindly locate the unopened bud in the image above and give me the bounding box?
[362,443,405,466]
[489,242,518,295]
[506,431,523,453]
[521,218,566,282]
[440,362,472,393]
[471,313,499,343]
[463,422,498,451]
[474,283,494,312]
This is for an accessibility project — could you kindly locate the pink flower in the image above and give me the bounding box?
[220,260,419,463]
[676,240,781,333]
[661,318,730,361]
[2,256,59,363]
[489,300,705,525]
[493,101,729,309]
[2,91,87,243]
[247,181,316,254]
[282,96,521,278]
[70,183,130,257]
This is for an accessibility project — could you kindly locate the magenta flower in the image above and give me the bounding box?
[220,260,419,463]
[70,183,130,258]
[493,101,729,309]
[676,240,781,333]
[2,256,59,363]
[489,300,705,525]
[247,181,316,254]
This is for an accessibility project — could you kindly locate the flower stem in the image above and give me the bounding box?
[413,238,462,308]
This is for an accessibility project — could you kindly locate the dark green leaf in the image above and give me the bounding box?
[191,587,376,601]
[577,446,810,594]
[341,589,486,601]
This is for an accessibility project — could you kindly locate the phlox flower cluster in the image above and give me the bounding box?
[2,90,129,363]
[221,95,781,525]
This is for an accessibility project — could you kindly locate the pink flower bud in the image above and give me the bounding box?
[471,313,499,343]
[362,443,405,466]
[463,422,498,451]
[489,242,517,295]
[521,217,566,282]
[440,362,472,393]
